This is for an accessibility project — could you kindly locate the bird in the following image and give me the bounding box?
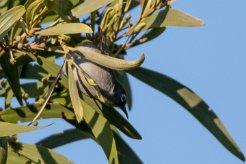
[63,40,128,118]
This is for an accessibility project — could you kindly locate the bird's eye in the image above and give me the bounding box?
[121,94,127,102]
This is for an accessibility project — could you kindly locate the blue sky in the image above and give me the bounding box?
[15,0,246,164]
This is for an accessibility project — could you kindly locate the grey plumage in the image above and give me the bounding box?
[64,41,128,117]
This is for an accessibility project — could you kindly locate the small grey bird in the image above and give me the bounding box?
[64,41,128,118]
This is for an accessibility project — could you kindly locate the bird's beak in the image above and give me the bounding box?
[120,106,128,119]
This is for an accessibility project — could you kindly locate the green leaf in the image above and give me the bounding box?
[25,54,69,89]
[36,23,92,36]
[83,92,141,139]
[73,45,145,70]
[114,132,143,164]
[4,83,14,108]
[52,88,142,140]
[44,0,73,16]
[36,128,143,164]
[0,0,9,15]
[71,0,113,18]
[100,104,142,139]
[133,27,166,47]
[82,101,119,164]
[21,82,48,98]
[0,51,23,105]
[0,137,8,164]
[36,128,93,148]
[0,5,26,41]
[20,64,47,80]
[68,60,84,122]
[25,0,44,27]
[0,103,75,123]
[41,13,59,23]
[0,122,44,137]
[128,67,245,161]
[142,7,204,31]
[7,143,73,164]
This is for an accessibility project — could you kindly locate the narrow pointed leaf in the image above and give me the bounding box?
[0,52,23,105]
[7,143,73,164]
[73,46,145,70]
[114,132,143,164]
[68,60,84,122]
[4,83,14,108]
[83,93,141,139]
[52,90,142,139]
[142,7,204,31]
[36,128,142,164]
[25,0,43,27]
[133,27,166,47]
[128,67,245,161]
[25,54,69,88]
[0,122,44,137]
[100,105,141,139]
[36,23,92,36]
[0,103,75,123]
[20,64,47,80]
[0,5,25,40]
[36,128,93,148]
[71,0,113,18]
[82,101,119,164]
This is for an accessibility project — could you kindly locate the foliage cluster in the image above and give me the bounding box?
[0,0,244,163]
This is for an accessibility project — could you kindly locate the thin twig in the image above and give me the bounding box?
[29,60,66,126]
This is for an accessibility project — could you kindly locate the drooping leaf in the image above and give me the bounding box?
[0,5,25,41]
[20,64,47,80]
[141,7,204,31]
[21,82,48,98]
[114,132,143,164]
[7,143,73,164]
[36,23,92,36]
[0,81,48,99]
[82,100,119,164]
[0,51,23,105]
[128,67,245,161]
[52,89,142,139]
[36,128,92,149]
[0,122,44,137]
[82,92,141,139]
[36,128,143,164]
[71,0,113,18]
[73,45,145,70]
[0,103,75,123]
[67,60,84,122]
[100,104,142,139]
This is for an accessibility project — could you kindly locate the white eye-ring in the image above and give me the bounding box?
[121,94,127,102]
